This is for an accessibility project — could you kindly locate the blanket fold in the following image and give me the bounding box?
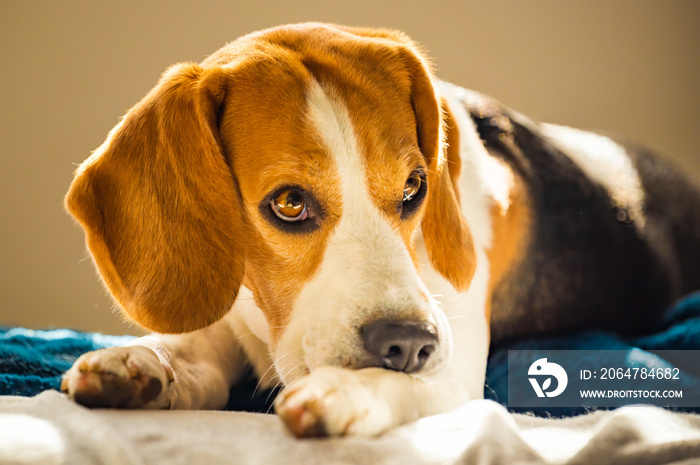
[2,390,700,465]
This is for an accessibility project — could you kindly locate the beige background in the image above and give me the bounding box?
[1,1,698,335]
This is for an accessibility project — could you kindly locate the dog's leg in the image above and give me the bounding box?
[61,315,248,410]
[277,240,490,437]
[277,295,488,437]
[273,226,491,437]
[276,324,486,438]
[275,366,474,437]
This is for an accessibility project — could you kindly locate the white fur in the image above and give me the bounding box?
[273,80,490,435]
[432,81,496,395]
[275,80,447,383]
[436,81,513,248]
[235,286,270,345]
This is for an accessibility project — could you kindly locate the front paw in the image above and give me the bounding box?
[61,345,173,409]
[274,366,392,438]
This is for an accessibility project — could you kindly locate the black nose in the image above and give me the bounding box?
[361,319,439,373]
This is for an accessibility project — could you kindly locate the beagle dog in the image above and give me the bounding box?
[61,23,700,437]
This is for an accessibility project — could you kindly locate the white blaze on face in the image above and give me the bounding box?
[272,80,448,384]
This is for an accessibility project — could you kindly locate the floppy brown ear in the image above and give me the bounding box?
[402,51,477,291]
[66,63,245,333]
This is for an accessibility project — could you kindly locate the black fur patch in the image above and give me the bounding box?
[455,91,700,345]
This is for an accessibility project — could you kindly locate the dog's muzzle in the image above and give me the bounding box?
[360,319,438,373]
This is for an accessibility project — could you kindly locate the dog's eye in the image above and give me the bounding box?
[271,189,308,222]
[403,170,424,202]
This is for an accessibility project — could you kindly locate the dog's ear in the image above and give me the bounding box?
[402,50,477,292]
[66,63,245,333]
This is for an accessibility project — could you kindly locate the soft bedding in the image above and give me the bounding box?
[3,390,700,465]
[2,293,700,464]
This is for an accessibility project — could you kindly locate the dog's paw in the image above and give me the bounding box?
[61,345,173,409]
[274,366,393,438]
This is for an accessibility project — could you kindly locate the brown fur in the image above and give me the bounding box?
[485,173,531,324]
[442,102,463,205]
[66,23,478,335]
[440,96,531,323]
[422,101,477,292]
[66,64,246,333]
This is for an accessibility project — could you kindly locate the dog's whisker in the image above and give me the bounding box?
[441,302,471,313]
[253,371,276,398]
[439,292,468,308]
[281,366,308,391]
[264,380,286,412]
[283,363,306,383]
[234,331,256,341]
[273,350,295,365]
[272,355,302,383]
[253,350,295,396]
[268,350,297,375]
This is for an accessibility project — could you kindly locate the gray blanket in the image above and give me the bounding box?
[2,391,700,465]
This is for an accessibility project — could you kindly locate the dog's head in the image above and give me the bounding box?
[66,23,476,382]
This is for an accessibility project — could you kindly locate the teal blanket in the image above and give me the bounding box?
[3,292,700,415]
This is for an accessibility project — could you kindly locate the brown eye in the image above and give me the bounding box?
[403,170,423,202]
[271,189,308,222]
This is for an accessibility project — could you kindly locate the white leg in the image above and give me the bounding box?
[275,235,490,437]
[275,366,470,437]
[62,316,249,410]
